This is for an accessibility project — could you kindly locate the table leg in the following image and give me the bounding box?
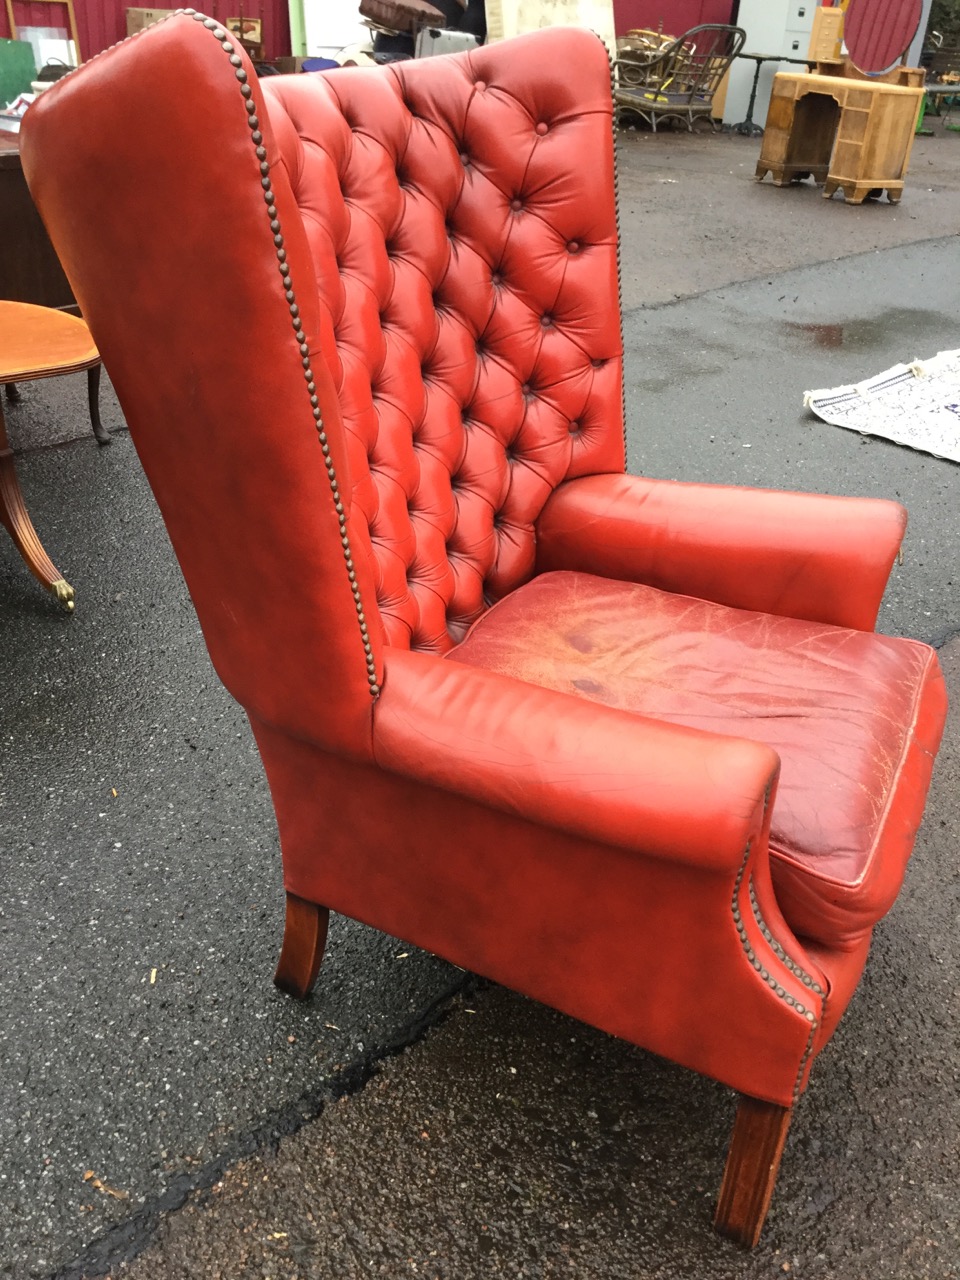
[916,96,934,136]
[88,363,110,445]
[0,402,74,610]
[736,61,765,137]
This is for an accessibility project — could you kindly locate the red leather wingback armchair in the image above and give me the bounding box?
[21,14,946,1246]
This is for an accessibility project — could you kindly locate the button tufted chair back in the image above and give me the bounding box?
[261,35,625,653]
[22,18,623,753]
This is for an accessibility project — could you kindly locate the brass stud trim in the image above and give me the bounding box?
[731,843,820,1103]
[602,38,629,467]
[748,879,826,998]
[188,9,381,697]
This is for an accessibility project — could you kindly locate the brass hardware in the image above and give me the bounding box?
[51,578,75,611]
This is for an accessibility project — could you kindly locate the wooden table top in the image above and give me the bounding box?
[0,129,21,169]
[0,300,99,381]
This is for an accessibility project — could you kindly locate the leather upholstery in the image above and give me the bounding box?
[449,570,947,948]
[262,38,624,653]
[21,15,946,1121]
[535,473,908,630]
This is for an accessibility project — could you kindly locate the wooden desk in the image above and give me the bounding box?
[0,130,76,310]
[756,71,925,204]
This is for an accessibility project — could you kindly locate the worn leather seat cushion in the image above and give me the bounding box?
[448,570,946,949]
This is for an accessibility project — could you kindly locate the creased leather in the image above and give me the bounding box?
[451,570,947,947]
[375,646,779,872]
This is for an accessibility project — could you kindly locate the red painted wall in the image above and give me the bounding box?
[613,0,735,37]
[1,0,291,62]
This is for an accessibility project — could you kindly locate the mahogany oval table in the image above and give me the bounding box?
[0,301,107,611]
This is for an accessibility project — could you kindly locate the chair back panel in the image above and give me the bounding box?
[682,25,746,98]
[21,17,387,754]
[262,31,625,651]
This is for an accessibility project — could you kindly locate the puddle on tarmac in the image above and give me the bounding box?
[782,307,956,352]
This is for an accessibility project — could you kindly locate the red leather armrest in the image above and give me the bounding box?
[535,474,906,631]
[374,648,779,874]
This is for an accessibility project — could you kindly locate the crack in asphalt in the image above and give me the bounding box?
[47,975,478,1280]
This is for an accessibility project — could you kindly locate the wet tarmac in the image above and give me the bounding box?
[2,120,959,1279]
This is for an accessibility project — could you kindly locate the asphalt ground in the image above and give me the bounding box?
[1,117,959,1279]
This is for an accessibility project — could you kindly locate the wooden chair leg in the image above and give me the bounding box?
[714,1095,792,1247]
[273,892,328,998]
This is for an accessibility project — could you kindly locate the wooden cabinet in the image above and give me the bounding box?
[808,5,843,60]
[756,70,924,203]
[0,131,75,311]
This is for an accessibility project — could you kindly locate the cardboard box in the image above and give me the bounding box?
[126,9,177,37]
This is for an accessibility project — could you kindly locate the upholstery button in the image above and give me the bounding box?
[591,358,606,369]
[510,198,523,212]
[491,271,503,286]
[566,240,580,253]
[475,340,485,355]
[459,152,470,166]
[535,122,548,136]
[521,383,532,396]
[568,419,581,434]
[540,315,553,328]
[475,79,486,91]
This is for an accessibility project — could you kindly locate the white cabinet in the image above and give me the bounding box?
[722,0,817,129]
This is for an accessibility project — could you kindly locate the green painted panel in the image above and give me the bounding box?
[0,39,37,110]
